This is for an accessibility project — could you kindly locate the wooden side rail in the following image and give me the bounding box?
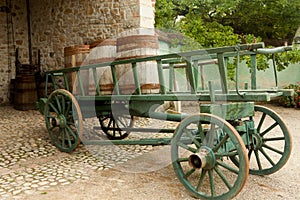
[43,42,293,102]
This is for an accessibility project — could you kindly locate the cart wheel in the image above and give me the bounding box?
[98,113,134,140]
[231,105,292,175]
[44,89,82,152]
[171,114,248,199]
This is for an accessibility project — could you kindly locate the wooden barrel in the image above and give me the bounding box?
[9,79,15,104]
[114,34,160,94]
[14,75,38,110]
[64,45,90,94]
[88,39,117,95]
[37,82,54,99]
[89,39,116,64]
[64,45,90,68]
[117,35,159,60]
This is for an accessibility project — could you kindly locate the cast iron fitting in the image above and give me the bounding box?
[189,154,206,169]
[252,134,263,150]
[188,146,215,170]
[58,115,67,128]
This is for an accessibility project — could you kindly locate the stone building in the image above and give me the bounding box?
[0,0,156,105]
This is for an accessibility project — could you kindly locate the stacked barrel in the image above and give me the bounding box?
[88,39,117,95]
[115,32,160,94]
[64,45,90,94]
[64,30,160,95]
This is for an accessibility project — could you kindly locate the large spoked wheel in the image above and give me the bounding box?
[171,113,249,199]
[44,89,82,152]
[98,113,134,140]
[231,105,292,175]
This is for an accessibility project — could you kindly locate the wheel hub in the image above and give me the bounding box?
[51,115,67,128]
[189,146,216,170]
[252,134,263,150]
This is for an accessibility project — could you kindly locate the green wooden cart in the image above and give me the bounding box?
[37,43,293,199]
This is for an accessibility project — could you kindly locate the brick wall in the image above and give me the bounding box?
[0,0,156,105]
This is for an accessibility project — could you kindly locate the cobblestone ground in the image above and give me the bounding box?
[1,104,299,200]
[0,106,175,199]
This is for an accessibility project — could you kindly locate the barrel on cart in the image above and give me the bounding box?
[37,42,293,199]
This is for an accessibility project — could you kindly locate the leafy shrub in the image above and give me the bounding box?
[279,83,300,108]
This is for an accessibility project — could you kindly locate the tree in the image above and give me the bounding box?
[155,0,300,47]
[155,0,300,80]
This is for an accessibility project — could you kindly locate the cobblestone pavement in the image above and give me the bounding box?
[0,106,176,199]
[1,104,299,200]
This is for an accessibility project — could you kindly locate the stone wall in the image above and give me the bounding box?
[0,2,8,104]
[0,0,156,105]
[0,0,29,104]
[30,0,154,70]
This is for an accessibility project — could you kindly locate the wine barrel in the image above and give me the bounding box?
[114,34,160,94]
[9,79,15,104]
[14,75,38,110]
[64,45,90,94]
[88,39,117,95]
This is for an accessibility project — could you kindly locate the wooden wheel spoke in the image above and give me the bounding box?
[217,161,239,174]
[197,123,206,142]
[178,142,198,153]
[177,157,189,163]
[213,134,229,152]
[254,150,262,170]
[260,122,279,136]
[64,129,73,148]
[61,95,66,115]
[107,118,113,129]
[196,169,207,191]
[53,128,61,143]
[185,131,201,149]
[46,114,56,119]
[185,168,196,178]
[208,170,216,196]
[65,101,71,116]
[216,150,238,158]
[66,125,78,140]
[112,120,117,136]
[60,128,65,148]
[262,144,284,155]
[116,116,127,128]
[248,149,253,159]
[67,121,75,126]
[215,166,232,190]
[49,102,59,114]
[257,113,266,132]
[207,123,216,147]
[259,147,275,166]
[100,116,109,122]
[50,126,56,131]
[54,95,62,113]
[264,137,285,142]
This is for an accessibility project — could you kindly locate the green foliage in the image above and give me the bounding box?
[155,0,300,81]
[155,0,300,45]
[155,0,177,29]
[179,17,241,48]
[231,0,300,44]
[279,83,300,108]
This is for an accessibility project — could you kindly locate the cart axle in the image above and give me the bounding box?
[189,146,216,170]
